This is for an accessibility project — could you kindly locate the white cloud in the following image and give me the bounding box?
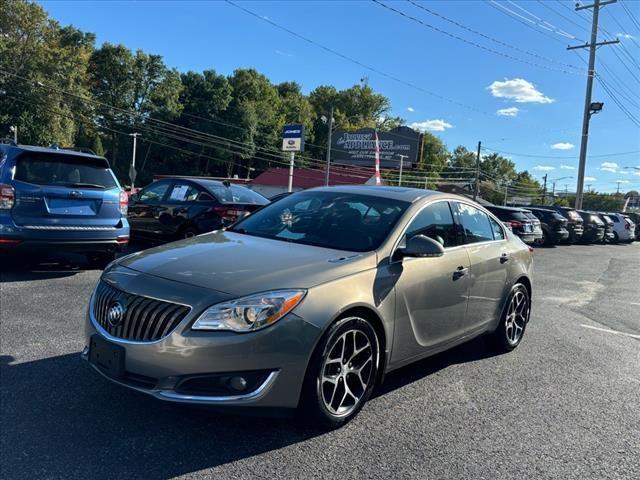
[274,49,293,57]
[633,171,640,176]
[407,107,415,112]
[488,78,554,104]
[617,32,636,40]
[533,165,556,171]
[551,142,575,150]
[617,179,630,184]
[560,164,576,170]
[410,119,454,132]
[496,107,519,117]
[599,161,619,172]
[584,176,597,182]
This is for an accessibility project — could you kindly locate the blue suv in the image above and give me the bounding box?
[0,142,129,266]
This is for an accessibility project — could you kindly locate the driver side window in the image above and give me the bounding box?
[405,201,459,248]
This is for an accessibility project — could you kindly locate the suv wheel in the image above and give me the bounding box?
[299,316,379,428]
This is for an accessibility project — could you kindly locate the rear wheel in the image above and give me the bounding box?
[299,316,379,428]
[613,231,619,243]
[490,284,530,352]
[182,227,199,239]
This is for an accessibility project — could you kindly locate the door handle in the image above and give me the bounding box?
[453,266,468,280]
[500,253,510,264]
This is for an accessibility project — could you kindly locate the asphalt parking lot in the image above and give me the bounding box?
[1,242,639,479]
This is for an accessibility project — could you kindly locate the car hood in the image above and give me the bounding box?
[118,230,377,296]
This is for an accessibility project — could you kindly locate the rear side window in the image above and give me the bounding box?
[455,203,495,244]
[14,154,117,189]
[139,181,170,202]
[167,182,201,202]
[609,215,619,223]
[405,201,459,248]
[489,216,505,240]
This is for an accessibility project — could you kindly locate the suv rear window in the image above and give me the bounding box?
[206,184,268,205]
[14,154,117,189]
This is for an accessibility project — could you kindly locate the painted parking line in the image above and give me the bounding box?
[580,324,640,340]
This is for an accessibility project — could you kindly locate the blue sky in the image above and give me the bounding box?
[39,0,640,193]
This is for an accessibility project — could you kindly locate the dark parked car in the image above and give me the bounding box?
[528,205,584,243]
[592,213,615,243]
[485,206,536,244]
[0,143,129,266]
[128,178,268,242]
[520,211,544,244]
[523,208,570,245]
[576,211,605,243]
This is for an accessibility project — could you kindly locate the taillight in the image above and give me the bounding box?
[119,190,128,215]
[0,183,15,209]
[509,220,523,229]
[625,222,630,230]
[214,206,246,224]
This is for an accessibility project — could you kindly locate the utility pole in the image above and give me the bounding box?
[128,133,140,190]
[565,184,569,197]
[9,126,17,144]
[586,184,592,192]
[397,154,408,186]
[473,141,481,201]
[616,180,622,194]
[324,105,334,186]
[542,173,548,205]
[567,0,619,210]
[503,182,509,206]
[288,151,295,193]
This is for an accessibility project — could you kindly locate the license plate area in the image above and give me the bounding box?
[89,334,125,379]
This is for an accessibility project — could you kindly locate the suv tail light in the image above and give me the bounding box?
[508,220,523,229]
[119,190,128,215]
[625,222,630,230]
[0,183,15,209]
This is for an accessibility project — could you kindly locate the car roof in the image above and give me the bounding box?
[485,205,528,212]
[1,144,108,161]
[304,185,458,203]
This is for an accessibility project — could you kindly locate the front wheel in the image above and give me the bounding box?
[490,284,530,352]
[299,316,380,428]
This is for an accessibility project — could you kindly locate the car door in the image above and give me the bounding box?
[453,201,509,334]
[391,200,471,365]
[163,181,204,237]
[128,180,171,236]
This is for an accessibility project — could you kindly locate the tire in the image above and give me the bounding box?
[87,251,117,270]
[299,316,380,429]
[613,232,619,244]
[490,283,530,353]
[182,227,199,239]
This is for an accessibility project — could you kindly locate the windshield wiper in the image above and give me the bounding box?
[66,182,106,189]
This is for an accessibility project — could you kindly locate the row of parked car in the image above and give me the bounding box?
[485,205,638,246]
[0,143,637,268]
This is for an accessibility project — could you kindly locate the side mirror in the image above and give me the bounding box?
[401,234,445,258]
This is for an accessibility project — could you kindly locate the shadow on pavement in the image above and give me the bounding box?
[0,334,500,479]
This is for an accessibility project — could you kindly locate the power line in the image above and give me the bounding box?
[405,0,585,72]
[619,0,640,31]
[373,0,584,75]
[482,146,639,159]
[505,0,584,40]
[224,0,492,116]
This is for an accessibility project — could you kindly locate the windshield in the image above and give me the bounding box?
[14,153,117,189]
[229,191,410,252]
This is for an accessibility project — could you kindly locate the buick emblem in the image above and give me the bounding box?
[107,301,126,327]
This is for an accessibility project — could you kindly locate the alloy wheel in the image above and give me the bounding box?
[320,328,374,417]
[505,290,528,345]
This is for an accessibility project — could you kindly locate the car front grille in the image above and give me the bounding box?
[93,281,191,342]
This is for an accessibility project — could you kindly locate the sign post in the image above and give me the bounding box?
[282,124,305,193]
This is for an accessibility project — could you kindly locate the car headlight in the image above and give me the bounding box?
[191,289,306,332]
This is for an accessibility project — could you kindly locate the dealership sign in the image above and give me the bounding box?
[331,126,420,168]
[282,124,305,152]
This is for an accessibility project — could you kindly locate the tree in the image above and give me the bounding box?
[0,0,94,146]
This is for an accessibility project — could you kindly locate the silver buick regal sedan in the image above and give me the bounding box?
[83,186,533,427]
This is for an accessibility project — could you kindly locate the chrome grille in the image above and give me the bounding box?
[93,281,191,342]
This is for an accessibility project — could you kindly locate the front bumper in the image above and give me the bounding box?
[83,268,323,409]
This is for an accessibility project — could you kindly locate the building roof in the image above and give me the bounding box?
[252,167,378,189]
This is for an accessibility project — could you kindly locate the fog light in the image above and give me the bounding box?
[229,376,247,391]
